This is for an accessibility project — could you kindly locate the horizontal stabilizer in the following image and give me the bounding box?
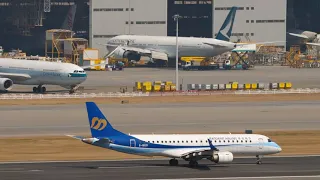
[306,42,320,47]
[288,33,309,39]
[65,134,85,140]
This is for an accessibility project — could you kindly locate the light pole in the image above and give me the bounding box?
[173,14,181,91]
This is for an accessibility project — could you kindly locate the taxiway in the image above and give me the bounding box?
[0,156,319,180]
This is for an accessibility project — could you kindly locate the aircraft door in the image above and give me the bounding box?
[130,139,136,147]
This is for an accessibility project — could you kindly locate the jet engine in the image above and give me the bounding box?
[210,151,233,164]
[0,78,13,91]
[113,48,141,61]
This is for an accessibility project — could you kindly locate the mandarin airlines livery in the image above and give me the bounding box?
[68,102,282,167]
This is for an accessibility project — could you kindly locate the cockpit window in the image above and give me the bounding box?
[268,139,272,142]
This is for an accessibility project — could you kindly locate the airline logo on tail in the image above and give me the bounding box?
[215,6,238,42]
[90,117,107,131]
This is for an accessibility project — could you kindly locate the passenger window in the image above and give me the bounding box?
[215,140,217,143]
[195,141,198,143]
[182,141,184,143]
[190,141,193,143]
[200,140,202,143]
[177,141,179,143]
[157,141,159,143]
[169,141,171,143]
[205,140,208,143]
[161,141,163,143]
[165,141,167,143]
[186,141,188,143]
[152,141,154,143]
[241,140,243,143]
[173,141,175,143]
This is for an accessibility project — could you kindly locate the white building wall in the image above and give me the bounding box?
[213,0,287,49]
[90,0,167,57]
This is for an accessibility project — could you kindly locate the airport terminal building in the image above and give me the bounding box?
[90,0,287,57]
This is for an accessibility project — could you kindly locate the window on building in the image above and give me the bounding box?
[246,20,249,23]
[131,8,134,11]
[125,21,128,24]
[251,20,254,23]
[256,19,285,23]
[251,33,254,36]
[93,8,124,11]
[126,8,129,11]
[251,7,254,10]
[246,7,249,10]
[136,21,166,24]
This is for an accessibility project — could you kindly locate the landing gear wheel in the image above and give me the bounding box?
[41,87,46,93]
[169,159,178,166]
[256,160,262,165]
[188,160,198,167]
[256,155,262,165]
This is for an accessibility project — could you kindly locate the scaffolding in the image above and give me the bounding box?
[63,38,88,65]
[254,45,285,65]
[45,29,73,59]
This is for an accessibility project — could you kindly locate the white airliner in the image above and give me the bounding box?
[104,7,239,63]
[68,102,282,167]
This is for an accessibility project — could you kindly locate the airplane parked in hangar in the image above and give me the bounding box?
[67,102,282,167]
[0,48,118,94]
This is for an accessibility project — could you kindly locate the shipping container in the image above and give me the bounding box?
[135,82,142,91]
[278,82,285,89]
[245,84,251,89]
[218,84,225,90]
[225,84,232,90]
[153,85,161,91]
[143,81,152,87]
[205,84,211,90]
[142,85,152,92]
[238,84,244,90]
[270,83,278,89]
[154,81,162,85]
[164,85,171,91]
[187,84,196,90]
[170,85,176,91]
[258,83,265,89]
[251,83,257,89]
[212,84,219,90]
[232,83,238,90]
[285,82,292,89]
[165,81,172,85]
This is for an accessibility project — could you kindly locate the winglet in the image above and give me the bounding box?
[208,139,219,151]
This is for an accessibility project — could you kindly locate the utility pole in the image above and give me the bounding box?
[173,14,181,91]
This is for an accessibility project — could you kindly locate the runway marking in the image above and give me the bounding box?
[0,154,319,164]
[98,165,164,169]
[146,175,320,180]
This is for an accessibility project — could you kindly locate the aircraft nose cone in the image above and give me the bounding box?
[278,147,282,153]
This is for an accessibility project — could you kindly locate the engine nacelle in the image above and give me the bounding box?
[0,78,13,91]
[210,151,233,164]
[113,49,141,61]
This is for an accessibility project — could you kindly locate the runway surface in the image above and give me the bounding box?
[1,101,320,136]
[9,66,320,93]
[1,156,320,180]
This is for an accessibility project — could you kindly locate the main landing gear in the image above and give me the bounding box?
[33,85,46,93]
[256,155,263,165]
[188,160,198,167]
[169,159,179,166]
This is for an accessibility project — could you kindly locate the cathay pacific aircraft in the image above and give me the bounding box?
[0,47,118,93]
[104,7,239,63]
[68,102,282,167]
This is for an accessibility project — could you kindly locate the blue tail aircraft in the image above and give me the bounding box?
[67,102,282,167]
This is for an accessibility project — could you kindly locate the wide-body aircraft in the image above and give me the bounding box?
[104,7,239,63]
[68,102,282,167]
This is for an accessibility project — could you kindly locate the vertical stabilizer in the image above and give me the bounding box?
[215,6,238,41]
[61,4,77,30]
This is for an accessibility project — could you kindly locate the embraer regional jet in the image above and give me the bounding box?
[68,102,282,167]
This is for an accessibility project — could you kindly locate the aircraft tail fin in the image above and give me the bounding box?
[61,4,77,30]
[215,6,238,42]
[85,102,124,138]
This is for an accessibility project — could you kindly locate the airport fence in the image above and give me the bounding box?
[0,88,319,100]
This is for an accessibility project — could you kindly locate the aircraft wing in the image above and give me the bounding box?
[288,33,309,39]
[203,42,235,48]
[166,139,219,159]
[306,42,320,47]
[0,72,31,81]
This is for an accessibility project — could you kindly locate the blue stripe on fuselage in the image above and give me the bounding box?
[69,73,87,77]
